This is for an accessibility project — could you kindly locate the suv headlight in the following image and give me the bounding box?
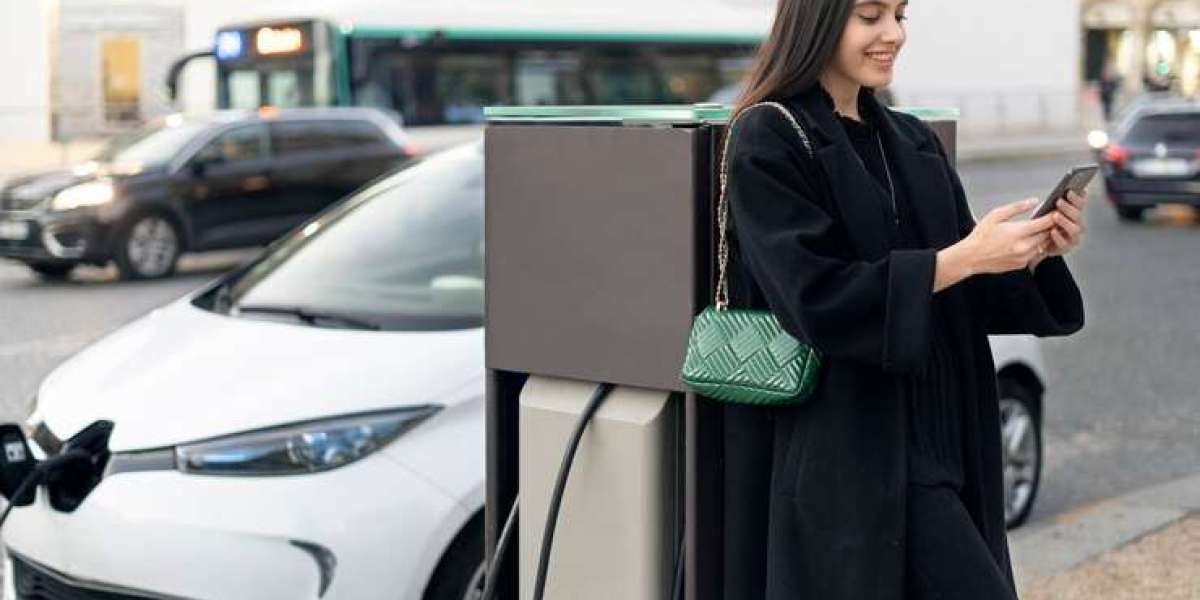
[51,180,116,211]
[176,406,440,476]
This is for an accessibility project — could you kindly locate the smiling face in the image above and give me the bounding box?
[825,0,908,89]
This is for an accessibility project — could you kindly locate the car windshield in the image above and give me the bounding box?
[218,142,484,331]
[92,117,211,165]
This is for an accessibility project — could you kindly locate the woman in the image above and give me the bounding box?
[720,1,1087,599]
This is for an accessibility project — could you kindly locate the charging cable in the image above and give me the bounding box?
[477,382,686,600]
[0,449,90,529]
[474,382,615,600]
[476,495,518,600]
[531,381,615,600]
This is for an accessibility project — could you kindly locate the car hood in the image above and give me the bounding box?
[2,169,92,203]
[2,163,165,203]
[34,298,484,452]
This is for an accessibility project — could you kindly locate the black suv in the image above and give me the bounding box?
[1098,102,1200,222]
[0,108,417,279]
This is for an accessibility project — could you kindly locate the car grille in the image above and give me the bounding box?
[12,554,172,600]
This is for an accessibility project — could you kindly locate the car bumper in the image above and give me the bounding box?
[0,209,113,264]
[2,452,470,600]
[1105,177,1200,206]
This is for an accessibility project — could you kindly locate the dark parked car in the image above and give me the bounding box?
[0,107,418,279]
[1098,102,1200,222]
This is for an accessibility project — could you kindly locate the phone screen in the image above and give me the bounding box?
[1029,165,1097,220]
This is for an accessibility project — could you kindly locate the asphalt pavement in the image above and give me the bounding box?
[959,153,1200,525]
[0,152,1198,536]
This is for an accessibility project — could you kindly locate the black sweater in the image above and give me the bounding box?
[836,105,966,489]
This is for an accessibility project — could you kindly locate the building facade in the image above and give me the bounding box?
[53,0,184,140]
[894,0,1086,134]
[0,1,53,143]
[1083,0,1200,98]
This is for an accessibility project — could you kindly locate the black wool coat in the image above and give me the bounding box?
[719,86,1085,600]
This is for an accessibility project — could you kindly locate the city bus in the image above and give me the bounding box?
[178,1,771,128]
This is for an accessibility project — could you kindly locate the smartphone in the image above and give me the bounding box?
[1029,165,1098,220]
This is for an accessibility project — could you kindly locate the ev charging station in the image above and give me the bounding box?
[482,104,957,600]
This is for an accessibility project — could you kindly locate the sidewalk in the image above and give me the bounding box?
[957,129,1093,164]
[0,128,1093,180]
[1011,472,1200,598]
[0,139,105,179]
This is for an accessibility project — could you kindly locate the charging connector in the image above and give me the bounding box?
[0,420,114,529]
[0,448,92,528]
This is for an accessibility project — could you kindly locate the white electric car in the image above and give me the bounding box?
[6,144,487,600]
[3,141,1049,600]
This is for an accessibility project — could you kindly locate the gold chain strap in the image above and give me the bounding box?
[715,102,815,311]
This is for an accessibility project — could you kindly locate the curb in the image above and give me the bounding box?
[1010,472,1200,591]
[957,139,1092,165]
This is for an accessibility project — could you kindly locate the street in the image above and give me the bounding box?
[0,152,1197,534]
[958,153,1200,525]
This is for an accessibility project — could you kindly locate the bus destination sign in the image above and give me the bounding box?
[255,26,307,56]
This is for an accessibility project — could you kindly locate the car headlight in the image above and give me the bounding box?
[51,180,116,211]
[176,406,441,476]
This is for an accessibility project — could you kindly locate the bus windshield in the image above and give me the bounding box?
[223,68,315,109]
[215,21,324,110]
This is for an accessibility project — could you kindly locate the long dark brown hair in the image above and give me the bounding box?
[734,0,855,116]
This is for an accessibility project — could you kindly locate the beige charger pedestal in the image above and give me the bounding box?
[483,104,958,600]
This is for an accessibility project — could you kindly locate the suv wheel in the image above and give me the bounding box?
[114,213,181,280]
[999,377,1042,529]
[27,261,76,280]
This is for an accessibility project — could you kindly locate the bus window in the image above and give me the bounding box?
[268,71,304,107]
[653,54,723,104]
[229,70,262,109]
[717,55,756,88]
[349,40,418,123]
[436,54,508,124]
[584,52,659,105]
[515,52,585,106]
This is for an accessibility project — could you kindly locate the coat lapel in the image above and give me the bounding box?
[787,87,962,255]
[789,88,891,260]
[866,92,961,250]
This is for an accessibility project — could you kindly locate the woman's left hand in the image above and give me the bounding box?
[1030,189,1088,270]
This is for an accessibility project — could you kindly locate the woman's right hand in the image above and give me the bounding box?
[959,197,1057,275]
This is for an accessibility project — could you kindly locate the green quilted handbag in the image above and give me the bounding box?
[680,102,822,406]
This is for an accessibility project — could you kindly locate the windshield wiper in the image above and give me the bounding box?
[234,304,382,331]
[212,280,235,314]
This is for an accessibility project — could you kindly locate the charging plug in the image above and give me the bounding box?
[46,421,113,513]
